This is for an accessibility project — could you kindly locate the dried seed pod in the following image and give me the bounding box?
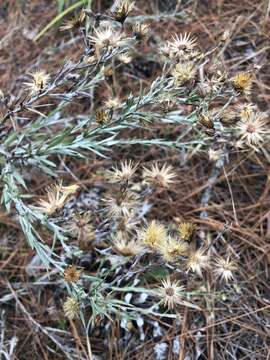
[198,113,214,129]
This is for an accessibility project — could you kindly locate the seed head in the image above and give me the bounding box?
[64,265,82,283]
[113,235,144,256]
[236,111,268,146]
[132,23,150,41]
[36,181,79,215]
[140,220,167,249]
[60,10,85,31]
[158,278,185,309]
[25,70,50,95]
[214,257,236,283]
[143,163,177,188]
[108,160,138,183]
[158,236,189,262]
[110,0,134,24]
[187,247,209,277]
[165,33,197,59]
[178,222,197,241]
[63,297,80,320]
[231,72,253,94]
[89,25,123,50]
[172,62,196,85]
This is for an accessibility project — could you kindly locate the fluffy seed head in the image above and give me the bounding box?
[214,257,236,283]
[172,62,196,85]
[187,247,209,277]
[158,236,189,262]
[178,222,197,241]
[36,181,79,215]
[140,220,167,249]
[60,10,85,31]
[63,297,80,320]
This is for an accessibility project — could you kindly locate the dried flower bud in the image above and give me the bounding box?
[132,23,150,41]
[198,113,214,129]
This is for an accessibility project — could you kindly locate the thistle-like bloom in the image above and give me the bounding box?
[172,62,196,85]
[236,111,268,146]
[108,160,138,183]
[231,72,253,94]
[105,190,138,219]
[89,25,123,50]
[118,53,132,64]
[237,103,256,121]
[110,0,134,24]
[64,265,82,283]
[143,163,177,188]
[158,236,189,262]
[158,278,185,310]
[132,23,150,41]
[178,222,197,241]
[68,212,95,246]
[36,181,79,215]
[25,70,50,95]
[113,235,144,256]
[63,297,80,320]
[104,96,121,110]
[167,33,197,57]
[187,247,209,277]
[140,220,167,249]
[95,109,110,125]
[60,10,85,31]
[214,257,236,283]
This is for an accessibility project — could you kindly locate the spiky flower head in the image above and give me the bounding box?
[105,190,138,219]
[104,96,121,110]
[165,33,197,58]
[187,247,209,277]
[158,236,189,262]
[108,160,138,183]
[69,212,95,249]
[60,10,85,31]
[95,109,110,125]
[143,163,177,188]
[64,265,82,283]
[236,111,268,146]
[237,103,256,121]
[110,0,134,24]
[178,222,197,241]
[214,257,236,283]
[36,181,79,215]
[172,62,196,85]
[63,297,80,320]
[113,235,144,256]
[118,52,132,64]
[132,23,150,41]
[25,70,50,95]
[158,278,185,309]
[89,25,123,50]
[231,72,253,94]
[140,220,167,249]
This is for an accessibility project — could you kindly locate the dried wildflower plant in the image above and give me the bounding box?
[0,0,266,339]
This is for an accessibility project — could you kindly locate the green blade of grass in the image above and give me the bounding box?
[34,0,88,42]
